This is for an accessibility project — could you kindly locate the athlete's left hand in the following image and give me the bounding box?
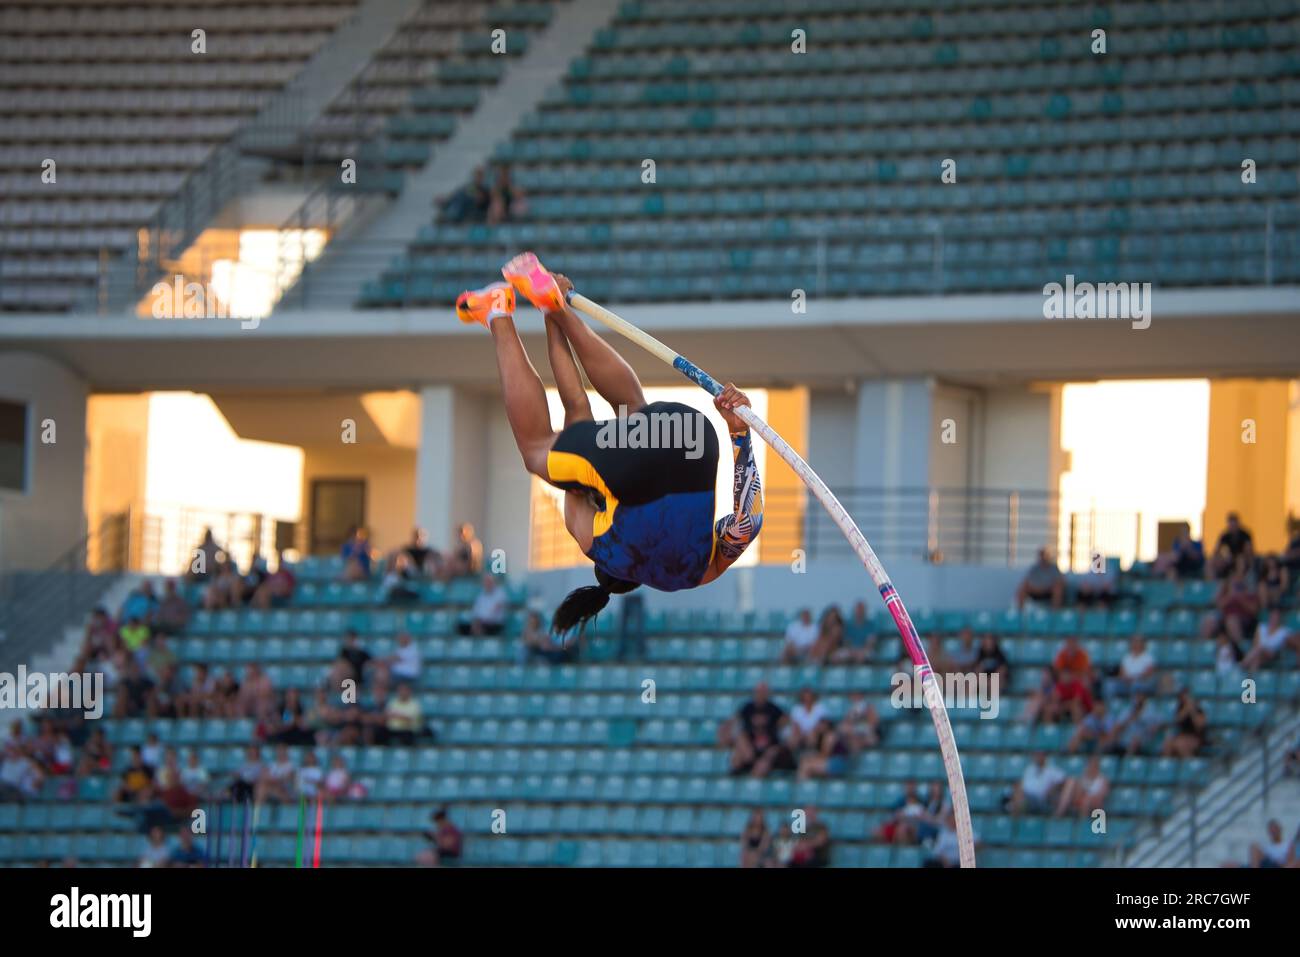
[714,383,751,432]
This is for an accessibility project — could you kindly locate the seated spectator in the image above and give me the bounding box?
[783,807,831,868]
[876,781,935,846]
[153,580,191,635]
[75,728,113,778]
[323,754,354,802]
[1214,512,1255,568]
[256,744,297,803]
[230,745,264,803]
[1072,558,1118,608]
[1019,667,1057,726]
[1244,819,1295,868]
[236,663,277,721]
[0,742,44,800]
[140,732,164,771]
[240,552,271,604]
[781,608,819,663]
[169,827,209,868]
[788,687,829,750]
[416,807,463,866]
[139,825,172,868]
[390,527,440,578]
[297,751,324,799]
[1056,754,1110,818]
[833,599,876,663]
[385,682,425,746]
[486,163,526,225]
[380,553,422,605]
[1215,633,1245,676]
[1016,547,1065,609]
[922,809,971,868]
[250,553,296,610]
[1067,699,1117,754]
[112,657,154,718]
[1202,571,1261,644]
[809,604,845,663]
[381,631,422,684]
[202,556,243,611]
[441,523,483,580]
[723,682,794,778]
[974,634,1011,687]
[80,606,119,660]
[1111,692,1161,755]
[155,748,198,820]
[521,610,576,664]
[796,717,850,781]
[1053,634,1094,684]
[118,616,151,655]
[947,628,979,673]
[1008,752,1067,815]
[267,687,315,746]
[459,575,507,636]
[1049,668,1094,725]
[1153,528,1204,580]
[438,166,490,224]
[1256,555,1289,608]
[120,580,159,627]
[180,749,210,801]
[838,691,882,752]
[739,809,773,868]
[1104,636,1158,698]
[212,668,241,717]
[340,526,373,581]
[114,747,156,805]
[1241,607,1298,672]
[1161,688,1208,757]
[178,663,218,718]
[329,631,372,691]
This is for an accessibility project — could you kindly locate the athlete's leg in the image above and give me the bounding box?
[458,282,554,477]
[546,302,646,413]
[545,314,593,428]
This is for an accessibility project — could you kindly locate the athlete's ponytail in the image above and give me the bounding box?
[551,567,639,636]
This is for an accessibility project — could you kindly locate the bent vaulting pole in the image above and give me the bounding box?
[565,290,976,868]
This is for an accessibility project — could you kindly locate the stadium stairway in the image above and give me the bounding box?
[292,0,624,310]
[1119,706,1300,868]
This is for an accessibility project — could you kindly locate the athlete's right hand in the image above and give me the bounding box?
[714,383,751,432]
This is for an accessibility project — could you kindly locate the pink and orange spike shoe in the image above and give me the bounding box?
[455,281,515,329]
[502,252,566,313]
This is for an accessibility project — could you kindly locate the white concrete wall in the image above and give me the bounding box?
[807,389,857,489]
[0,353,88,573]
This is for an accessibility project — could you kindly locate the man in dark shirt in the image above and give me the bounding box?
[738,682,785,741]
[1215,512,1254,562]
[338,631,372,686]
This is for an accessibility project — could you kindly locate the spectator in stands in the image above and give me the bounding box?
[0,742,44,800]
[1008,752,1067,815]
[1103,636,1158,698]
[112,657,154,718]
[114,746,155,805]
[385,682,425,746]
[459,574,507,635]
[1214,512,1255,567]
[781,608,819,663]
[1153,528,1204,581]
[809,604,845,663]
[389,526,439,578]
[155,747,198,820]
[441,522,483,580]
[297,750,324,799]
[178,663,218,718]
[1111,692,1161,755]
[439,166,491,224]
[202,555,243,610]
[1019,667,1057,726]
[268,687,315,746]
[875,781,931,846]
[187,527,223,582]
[1056,754,1110,818]
[739,809,773,868]
[329,630,372,691]
[180,749,210,801]
[139,825,172,868]
[947,627,979,674]
[169,827,208,868]
[239,552,270,605]
[833,599,876,663]
[1203,571,1261,646]
[786,806,831,868]
[213,668,242,717]
[1242,819,1295,868]
[379,630,422,684]
[1073,558,1118,609]
[140,733,163,772]
[721,682,794,778]
[120,579,159,626]
[230,745,263,803]
[1066,699,1117,754]
[417,807,464,866]
[380,552,422,605]
[1161,688,1208,757]
[923,809,969,868]
[80,605,119,660]
[487,163,525,225]
[521,610,575,664]
[118,616,151,656]
[1049,668,1094,726]
[796,717,850,781]
[250,553,296,609]
[153,579,191,634]
[1257,554,1289,609]
[256,744,297,803]
[340,526,373,581]
[838,691,882,752]
[236,663,277,721]
[75,728,112,779]
[1053,634,1093,683]
[975,634,1011,688]
[788,687,829,750]
[615,585,647,661]
[323,754,355,802]
[1241,607,1298,672]
[1215,633,1245,676]
[1016,548,1065,609]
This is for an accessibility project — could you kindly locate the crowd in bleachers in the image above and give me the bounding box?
[2,506,1298,868]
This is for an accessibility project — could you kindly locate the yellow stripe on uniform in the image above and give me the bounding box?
[545,450,619,538]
